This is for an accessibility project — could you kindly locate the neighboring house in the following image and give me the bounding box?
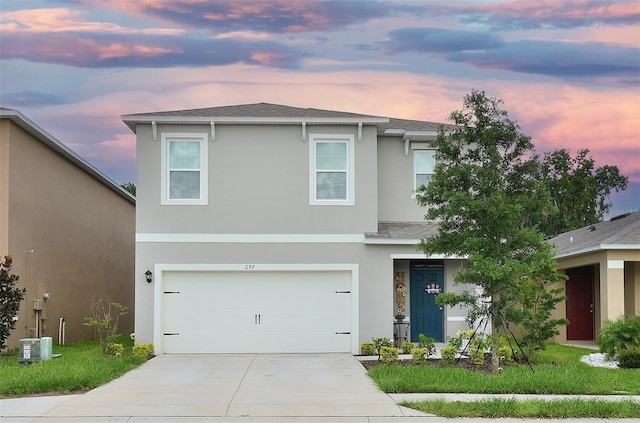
[123,103,475,355]
[549,212,640,344]
[0,108,135,350]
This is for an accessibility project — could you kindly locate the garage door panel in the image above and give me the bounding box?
[161,269,353,353]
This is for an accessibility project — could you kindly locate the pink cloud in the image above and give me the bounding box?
[0,8,182,35]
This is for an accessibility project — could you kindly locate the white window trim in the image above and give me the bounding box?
[161,132,208,205]
[412,148,436,199]
[309,133,355,206]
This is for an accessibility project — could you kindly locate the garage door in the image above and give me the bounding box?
[161,269,353,353]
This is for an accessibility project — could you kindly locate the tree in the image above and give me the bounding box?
[0,255,25,351]
[538,149,628,236]
[503,243,568,361]
[416,90,565,372]
[120,182,136,196]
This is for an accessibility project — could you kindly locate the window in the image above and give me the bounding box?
[309,134,354,205]
[414,150,435,190]
[161,133,208,205]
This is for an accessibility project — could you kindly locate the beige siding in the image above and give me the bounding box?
[2,119,135,349]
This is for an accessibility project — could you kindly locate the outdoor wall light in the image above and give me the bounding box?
[145,269,153,283]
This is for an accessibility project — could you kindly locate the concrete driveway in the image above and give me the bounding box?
[6,353,416,418]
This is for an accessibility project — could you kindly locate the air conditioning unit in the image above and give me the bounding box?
[19,338,41,363]
[18,337,53,363]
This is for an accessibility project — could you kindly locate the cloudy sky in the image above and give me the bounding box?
[1,0,638,216]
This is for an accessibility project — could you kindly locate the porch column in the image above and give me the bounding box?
[599,257,625,323]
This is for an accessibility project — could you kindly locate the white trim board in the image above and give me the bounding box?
[137,233,366,243]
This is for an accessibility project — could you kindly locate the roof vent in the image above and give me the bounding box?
[587,225,596,232]
[610,213,631,221]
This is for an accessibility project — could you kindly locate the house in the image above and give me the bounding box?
[549,212,640,344]
[122,103,475,354]
[0,108,135,350]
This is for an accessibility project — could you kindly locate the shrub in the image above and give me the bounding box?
[372,337,393,355]
[470,348,484,365]
[498,345,513,364]
[106,343,124,357]
[618,349,640,369]
[446,335,462,351]
[412,347,428,365]
[418,333,437,357]
[440,345,457,365]
[401,341,414,354]
[0,255,25,351]
[598,315,640,358]
[360,341,375,356]
[379,346,399,364]
[83,297,128,356]
[132,343,155,360]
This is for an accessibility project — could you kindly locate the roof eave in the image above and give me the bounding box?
[554,243,640,260]
[121,114,389,133]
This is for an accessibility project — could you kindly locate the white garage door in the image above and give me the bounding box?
[161,269,353,353]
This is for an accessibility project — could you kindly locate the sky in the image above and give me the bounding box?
[1,0,638,217]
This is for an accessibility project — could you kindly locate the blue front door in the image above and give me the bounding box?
[410,262,444,342]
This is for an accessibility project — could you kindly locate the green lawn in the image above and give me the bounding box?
[368,344,640,395]
[369,344,640,418]
[0,335,147,397]
[404,398,640,418]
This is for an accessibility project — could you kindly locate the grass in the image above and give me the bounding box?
[369,343,640,418]
[368,343,640,395]
[0,335,147,398]
[404,398,640,418]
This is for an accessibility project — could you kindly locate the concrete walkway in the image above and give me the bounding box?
[1,353,638,422]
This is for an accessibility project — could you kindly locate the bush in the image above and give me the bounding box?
[440,345,457,365]
[379,346,399,364]
[498,345,513,364]
[132,343,155,360]
[0,255,25,351]
[83,297,128,357]
[418,333,437,357]
[498,336,514,363]
[618,349,640,369]
[469,333,489,364]
[106,343,124,357]
[360,341,375,356]
[446,335,463,351]
[598,315,640,358]
[372,337,393,355]
[401,341,414,354]
[412,347,428,365]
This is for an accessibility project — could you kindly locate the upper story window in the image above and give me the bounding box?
[309,134,355,205]
[161,132,208,205]
[414,149,435,190]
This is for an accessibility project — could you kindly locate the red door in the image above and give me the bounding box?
[566,276,595,340]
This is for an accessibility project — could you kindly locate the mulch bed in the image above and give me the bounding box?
[359,354,494,373]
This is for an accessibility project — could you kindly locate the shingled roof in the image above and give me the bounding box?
[122,102,448,135]
[548,212,640,258]
[364,221,440,244]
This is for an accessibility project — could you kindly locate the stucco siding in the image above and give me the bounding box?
[3,119,135,349]
[377,136,429,222]
[136,123,378,235]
